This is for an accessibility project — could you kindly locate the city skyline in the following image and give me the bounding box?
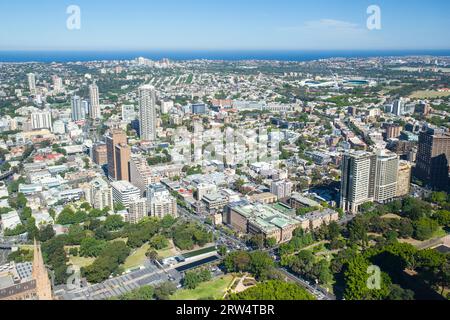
[1,0,450,51]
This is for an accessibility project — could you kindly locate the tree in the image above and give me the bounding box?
[348,217,369,248]
[265,237,277,248]
[118,286,155,300]
[146,250,159,261]
[248,234,264,250]
[154,281,177,300]
[80,238,106,257]
[104,215,125,231]
[149,234,169,250]
[414,217,439,241]
[38,224,55,242]
[388,284,415,300]
[229,280,315,300]
[398,219,414,238]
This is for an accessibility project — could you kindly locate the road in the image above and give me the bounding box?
[0,248,10,265]
[279,268,336,300]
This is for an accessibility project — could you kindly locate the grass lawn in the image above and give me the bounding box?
[156,240,178,259]
[170,275,234,301]
[432,227,448,239]
[122,243,150,270]
[69,256,95,268]
[410,90,450,99]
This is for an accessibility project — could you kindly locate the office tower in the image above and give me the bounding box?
[270,180,293,200]
[89,83,101,119]
[138,85,157,141]
[340,151,376,214]
[111,181,141,208]
[397,161,412,197]
[374,151,399,203]
[31,111,52,131]
[71,95,86,121]
[114,143,131,182]
[147,184,177,218]
[121,104,137,123]
[415,128,450,191]
[88,177,113,210]
[27,73,36,95]
[92,143,108,166]
[106,130,128,180]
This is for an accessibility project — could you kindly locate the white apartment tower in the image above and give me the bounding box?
[28,73,36,95]
[89,83,101,119]
[374,151,399,203]
[139,85,157,141]
[89,178,114,210]
[31,111,52,131]
[340,150,399,214]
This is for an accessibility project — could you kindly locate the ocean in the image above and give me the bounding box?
[0,50,449,63]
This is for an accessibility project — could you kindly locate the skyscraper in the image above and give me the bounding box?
[341,150,401,213]
[71,95,86,121]
[139,85,157,141]
[415,128,450,191]
[115,143,131,182]
[89,83,101,119]
[374,151,399,203]
[106,130,128,181]
[340,151,376,214]
[27,73,36,95]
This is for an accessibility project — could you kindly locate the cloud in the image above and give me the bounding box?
[279,19,365,33]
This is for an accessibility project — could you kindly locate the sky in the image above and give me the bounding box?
[0,0,449,51]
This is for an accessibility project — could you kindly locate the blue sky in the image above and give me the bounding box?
[0,0,449,51]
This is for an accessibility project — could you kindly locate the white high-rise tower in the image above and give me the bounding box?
[139,85,157,141]
[89,83,101,119]
[28,73,36,95]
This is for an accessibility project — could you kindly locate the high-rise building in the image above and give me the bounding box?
[374,151,399,203]
[89,83,101,119]
[384,124,403,140]
[121,104,137,123]
[340,150,401,213]
[111,180,141,208]
[88,177,113,210]
[129,155,159,195]
[31,111,52,131]
[52,75,63,92]
[27,73,36,95]
[126,197,148,224]
[114,143,131,182]
[392,98,405,116]
[139,85,157,141]
[415,128,450,191]
[71,95,86,121]
[147,184,177,218]
[397,161,412,197]
[92,143,108,166]
[340,151,376,214]
[270,180,293,200]
[106,130,128,181]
